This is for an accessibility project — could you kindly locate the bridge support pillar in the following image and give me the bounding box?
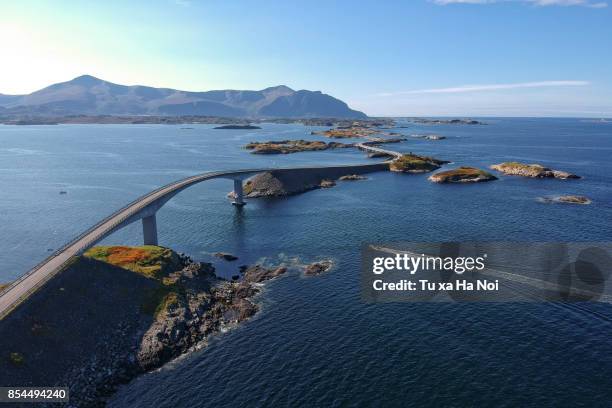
[142,214,158,246]
[232,179,246,207]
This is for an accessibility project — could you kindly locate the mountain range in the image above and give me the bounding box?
[0,75,366,119]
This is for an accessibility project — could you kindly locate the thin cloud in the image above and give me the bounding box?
[377,81,590,96]
[431,0,608,7]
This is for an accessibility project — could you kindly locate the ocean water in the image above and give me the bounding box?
[1,119,612,406]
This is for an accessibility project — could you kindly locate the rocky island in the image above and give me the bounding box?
[411,134,446,140]
[389,153,450,173]
[339,174,367,181]
[214,124,262,130]
[428,167,497,183]
[244,140,352,154]
[540,195,592,205]
[304,260,333,276]
[311,126,381,138]
[490,162,580,179]
[241,162,388,197]
[408,118,484,125]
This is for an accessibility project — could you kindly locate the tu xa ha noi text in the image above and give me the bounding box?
[370,253,500,292]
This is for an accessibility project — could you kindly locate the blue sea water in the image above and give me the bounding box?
[1,119,611,407]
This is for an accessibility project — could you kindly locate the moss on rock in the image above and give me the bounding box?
[429,167,498,183]
[389,153,448,173]
[84,246,180,280]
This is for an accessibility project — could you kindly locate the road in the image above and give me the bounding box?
[0,142,401,319]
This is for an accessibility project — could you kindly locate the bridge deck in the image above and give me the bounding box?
[0,142,399,319]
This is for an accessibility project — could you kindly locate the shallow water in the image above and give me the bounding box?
[1,119,611,406]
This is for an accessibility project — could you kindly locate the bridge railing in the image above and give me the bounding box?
[0,170,228,300]
[0,159,396,315]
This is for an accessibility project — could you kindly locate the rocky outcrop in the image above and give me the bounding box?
[244,140,352,154]
[408,118,484,125]
[540,195,592,205]
[389,153,449,173]
[214,252,238,261]
[304,260,333,276]
[490,162,580,179]
[339,174,367,181]
[428,167,497,183]
[214,124,261,129]
[411,134,446,140]
[319,179,336,188]
[241,163,388,197]
[0,247,291,407]
[311,126,381,138]
[242,265,287,283]
[366,137,406,144]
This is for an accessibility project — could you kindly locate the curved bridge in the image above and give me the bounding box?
[0,142,402,319]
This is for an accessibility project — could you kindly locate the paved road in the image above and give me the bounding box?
[0,142,401,320]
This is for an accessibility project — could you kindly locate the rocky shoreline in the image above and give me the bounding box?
[0,245,332,407]
[244,139,353,154]
[490,162,580,179]
[57,253,290,406]
[429,167,497,183]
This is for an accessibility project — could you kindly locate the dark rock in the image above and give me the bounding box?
[243,265,287,283]
[304,260,333,276]
[214,252,238,261]
[339,174,367,181]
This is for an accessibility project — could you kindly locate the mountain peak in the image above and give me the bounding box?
[262,85,294,93]
[69,75,105,86]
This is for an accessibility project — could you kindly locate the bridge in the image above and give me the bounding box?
[0,142,401,319]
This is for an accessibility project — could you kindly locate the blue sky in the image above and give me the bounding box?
[1,0,611,116]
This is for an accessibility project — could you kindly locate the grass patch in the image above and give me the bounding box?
[390,154,443,172]
[429,166,497,183]
[497,162,546,171]
[140,285,182,317]
[84,245,187,318]
[84,246,179,280]
[244,140,351,154]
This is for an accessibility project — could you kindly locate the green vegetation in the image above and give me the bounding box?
[244,139,351,154]
[389,154,443,173]
[429,167,497,183]
[140,286,181,317]
[490,162,580,179]
[8,352,25,366]
[0,283,8,292]
[243,180,254,195]
[84,246,185,316]
[312,127,380,138]
[84,246,179,279]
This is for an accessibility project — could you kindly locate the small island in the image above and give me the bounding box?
[339,174,367,181]
[389,153,449,173]
[490,162,580,179]
[541,195,592,205]
[244,140,352,154]
[411,134,446,140]
[428,167,497,183]
[408,118,484,125]
[311,126,381,138]
[214,124,262,130]
[304,260,333,276]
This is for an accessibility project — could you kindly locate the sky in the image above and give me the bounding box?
[1,0,611,117]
